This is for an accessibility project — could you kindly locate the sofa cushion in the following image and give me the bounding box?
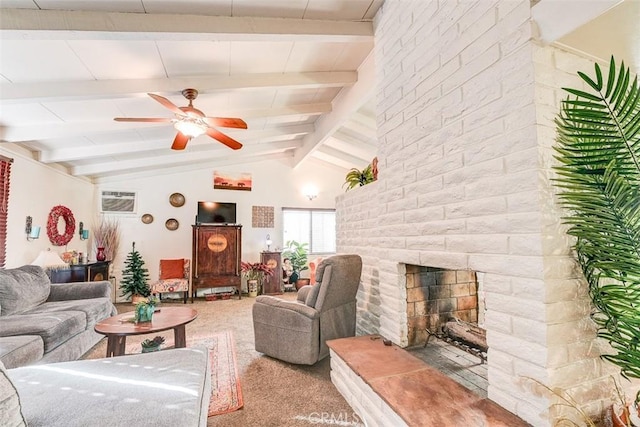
[0,312,86,353]
[0,266,50,316]
[10,346,211,427]
[0,359,27,427]
[0,336,44,369]
[27,298,114,328]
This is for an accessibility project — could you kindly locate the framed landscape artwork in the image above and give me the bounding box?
[213,171,252,191]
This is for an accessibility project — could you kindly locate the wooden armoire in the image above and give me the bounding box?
[191,224,242,301]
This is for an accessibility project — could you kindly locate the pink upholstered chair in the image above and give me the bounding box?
[151,259,190,304]
[309,257,323,284]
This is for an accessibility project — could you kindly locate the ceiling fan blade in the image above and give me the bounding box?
[203,117,248,129]
[171,132,190,150]
[205,128,243,150]
[148,93,185,116]
[114,117,173,123]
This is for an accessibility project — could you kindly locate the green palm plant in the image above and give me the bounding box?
[553,56,640,385]
[343,164,374,190]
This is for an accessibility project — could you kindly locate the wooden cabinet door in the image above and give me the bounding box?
[194,225,240,278]
[261,251,282,295]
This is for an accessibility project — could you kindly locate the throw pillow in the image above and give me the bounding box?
[0,359,27,426]
[160,259,184,280]
[0,265,51,316]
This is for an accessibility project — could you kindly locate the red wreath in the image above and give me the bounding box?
[47,205,76,246]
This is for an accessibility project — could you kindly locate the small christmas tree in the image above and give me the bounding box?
[119,242,151,299]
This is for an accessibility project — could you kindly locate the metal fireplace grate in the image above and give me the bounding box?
[425,318,487,363]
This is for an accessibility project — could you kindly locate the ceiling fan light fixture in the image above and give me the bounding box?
[174,120,206,137]
[114,89,245,150]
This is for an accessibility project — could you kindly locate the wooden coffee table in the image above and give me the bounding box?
[95,307,198,357]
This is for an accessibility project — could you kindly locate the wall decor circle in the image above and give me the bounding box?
[207,235,228,252]
[141,214,154,224]
[47,205,76,246]
[169,193,185,207]
[165,218,179,231]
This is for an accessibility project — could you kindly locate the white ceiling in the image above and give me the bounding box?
[0,0,381,183]
[1,0,635,184]
[556,0,639,74]
[534,0,638,74]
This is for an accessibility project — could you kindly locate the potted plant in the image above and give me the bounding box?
[553,56,640,425]
[141,335,165,353]
[119,242,151,303]
[134,295,159,324]
[241,261,273,297]
[282,240,310,290]
[343,163,374,190]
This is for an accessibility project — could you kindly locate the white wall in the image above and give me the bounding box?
[97,157,346,290]
[1,147,95,267]
[1,145,346,296]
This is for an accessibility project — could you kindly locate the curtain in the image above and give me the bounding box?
[0,155,13,269]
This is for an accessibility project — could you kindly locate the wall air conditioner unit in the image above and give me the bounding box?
[100,191,136,214]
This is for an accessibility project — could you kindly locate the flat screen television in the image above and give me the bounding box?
[197,201,237,224]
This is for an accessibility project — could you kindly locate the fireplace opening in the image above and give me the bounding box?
[429,318,487,362]
[405,265,488,397]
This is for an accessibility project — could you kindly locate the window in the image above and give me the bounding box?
[282,208,336,254]
[0,155,13,269]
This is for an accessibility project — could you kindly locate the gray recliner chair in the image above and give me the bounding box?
[252,254,362,365]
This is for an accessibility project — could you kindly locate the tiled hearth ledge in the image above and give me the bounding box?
[327,335,530,427]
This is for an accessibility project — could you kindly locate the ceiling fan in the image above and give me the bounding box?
[114,88,247,150]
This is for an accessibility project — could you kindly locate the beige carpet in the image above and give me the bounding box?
[83,293,357,427]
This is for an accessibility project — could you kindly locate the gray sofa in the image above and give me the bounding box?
[252,254,362,365]
[1,346,212,426]
[0,265,116,368]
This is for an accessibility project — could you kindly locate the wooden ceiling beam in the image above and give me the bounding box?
[39,125,311,162]
[0,9,373,42]
[0,73,355,103]
[71,140,300,176]
[293,52,375,168]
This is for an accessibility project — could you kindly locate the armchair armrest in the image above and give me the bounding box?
[47,281,112,302]
[296,285,313,303]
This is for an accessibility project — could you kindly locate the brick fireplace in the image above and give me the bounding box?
[334,1,615,426]
[406,265,482,347]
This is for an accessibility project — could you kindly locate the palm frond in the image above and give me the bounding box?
[553,56,640,380]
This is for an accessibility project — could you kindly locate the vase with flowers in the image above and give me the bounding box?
[241,261,273,297]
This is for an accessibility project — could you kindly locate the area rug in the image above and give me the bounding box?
[203,331,244,416]
[125,330,243,416]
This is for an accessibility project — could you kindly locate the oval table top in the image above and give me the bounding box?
[95,306,198,336]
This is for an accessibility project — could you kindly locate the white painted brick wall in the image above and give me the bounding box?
[334,0,615,425]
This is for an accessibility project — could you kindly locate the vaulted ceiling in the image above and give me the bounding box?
[0,1,382,183]
[2,0,636,185]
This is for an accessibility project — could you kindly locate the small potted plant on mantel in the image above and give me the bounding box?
[241,262,273,297]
